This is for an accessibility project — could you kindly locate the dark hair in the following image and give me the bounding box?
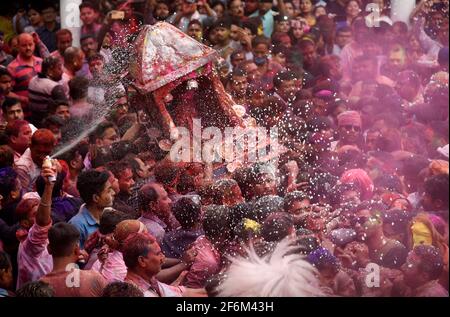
[68,76,89,100]
[55,145,81,164]
[41,114,65,129]
[211,179,240,205]
[413,245,445,280]
[272,45,289,57]
[252,35,271,49]
[0,250,11,271]
[261,212,294,242]
[251,97,287,125]
[76,170,110,205]
[382,209,412,234]
[188,19,203,29]
[80,33,97,43]
[1,97,21,114]
[90,121,117,144]
[0,167,17,199]
[284,191,310,212]
[229,202,253,231]
[251,195,285,222]
[41,56,61,77]
[232,167,253,200]
[374,174,403,193]
[79,1,98,11]
[336,25,352,35]
[212,17,231,30]
[106,160,132,180]
[242,19,259,35]
[16,281,54,297]
[36,171,66,199]
[87,52,105,64]
[100,209,132,235]
[203,205,231,242]
[296,235,320,255]
[438,47,449,67]
[0,145,14,168]
[154,162,180,186]
[172,196,202,229]
[298,38,316,51]
[176,173,196,195]
[102,281,144,297]
[0,66,12,78]
[40,1,57,12]
[424,174,449,208]
[306,247,340,273]
[307,116,334,132]
[273,70,297,89]
[48,99,70,114]
[48,222,81,257]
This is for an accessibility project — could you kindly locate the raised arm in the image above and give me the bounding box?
[35,163,56,227]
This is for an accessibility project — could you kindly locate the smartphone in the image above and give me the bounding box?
[110,10,125,20]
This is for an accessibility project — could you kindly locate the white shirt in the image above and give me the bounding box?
[15,148,40,192]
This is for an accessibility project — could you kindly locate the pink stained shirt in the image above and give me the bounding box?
[91,249,127,283]
[17,222,53,289]
[183,236,222,289]
[41,268,107,297]
[124,271,185,297]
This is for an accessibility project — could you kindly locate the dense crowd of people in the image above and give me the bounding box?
[0,0,449,297]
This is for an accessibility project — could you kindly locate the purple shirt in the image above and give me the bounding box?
[138,214,167,244]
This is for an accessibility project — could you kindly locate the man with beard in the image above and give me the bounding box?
[212,19,235,63]
[28,56,67,126]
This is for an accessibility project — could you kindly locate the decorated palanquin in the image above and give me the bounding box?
[128,22,243,136]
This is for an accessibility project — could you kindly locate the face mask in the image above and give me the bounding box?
[254,55,268,66]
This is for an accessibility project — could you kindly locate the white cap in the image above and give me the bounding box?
[437,144,449,159]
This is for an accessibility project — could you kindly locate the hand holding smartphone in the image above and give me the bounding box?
[110,10,125,20]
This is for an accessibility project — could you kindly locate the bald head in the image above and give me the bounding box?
[18,33,35,59]
[64,47,85,73]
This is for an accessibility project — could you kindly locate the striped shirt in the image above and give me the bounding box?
[28,75,67,125]
[7,55,43,114]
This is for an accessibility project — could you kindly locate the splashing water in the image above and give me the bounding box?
[51,113,107,159]
[51,37,135,159]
